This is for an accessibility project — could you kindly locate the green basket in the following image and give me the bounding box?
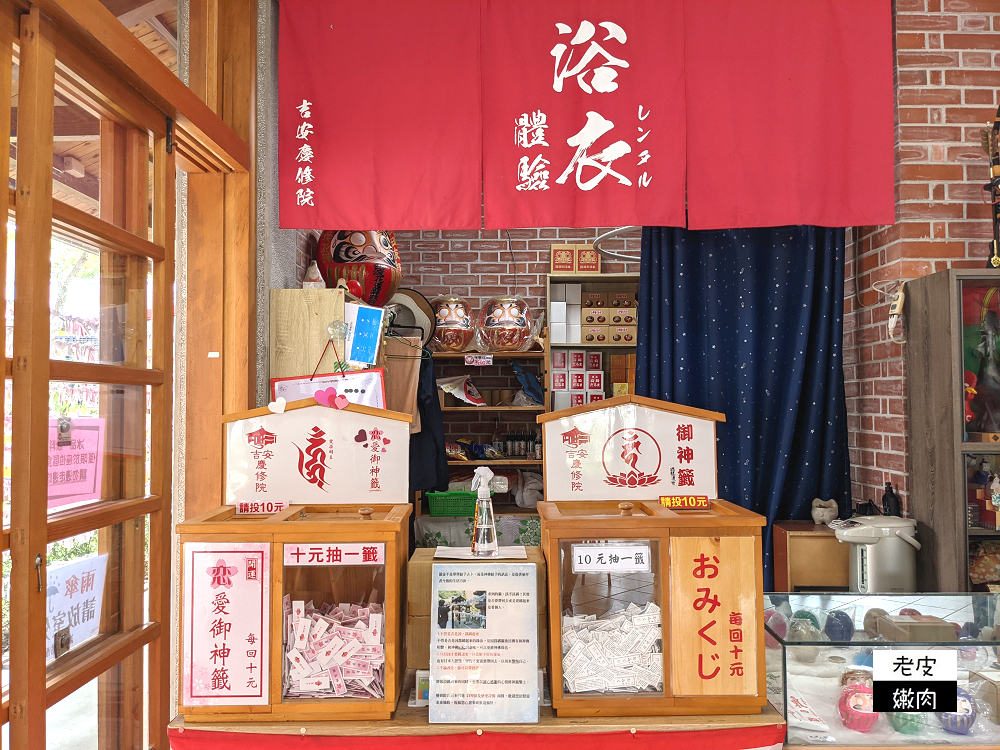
[426,490,490,517]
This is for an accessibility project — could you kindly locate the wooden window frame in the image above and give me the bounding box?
[2,2,254,749]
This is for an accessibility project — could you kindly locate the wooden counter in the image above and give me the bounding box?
[167,670,785,736]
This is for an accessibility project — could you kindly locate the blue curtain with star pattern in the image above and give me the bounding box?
[635,226,851,590]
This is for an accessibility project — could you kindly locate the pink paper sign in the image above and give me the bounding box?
[47,418,105,510]
[182,543,270,706]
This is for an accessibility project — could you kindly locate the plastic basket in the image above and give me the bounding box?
[426,490,488,517]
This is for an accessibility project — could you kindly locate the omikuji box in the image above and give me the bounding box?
[551,371,568,391]
[570,371,586,391]
[552,350,568,370]
[586,351,603,371]
[178,504,411,722]
[537,499,765,717]
[536,396,766,716]
[568,349,586,370]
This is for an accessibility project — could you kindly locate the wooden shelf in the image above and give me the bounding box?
[547,272,640,282]
[961,442,1000,454]
[969,527,1000,537]
[432,350,545,360]
[447,459,543,466]
[549,342,637,349]
[441,406,544,412]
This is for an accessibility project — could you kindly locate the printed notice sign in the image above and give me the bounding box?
[46,553,109,662]
[872,649,958,712]
[429,563,538,723]
[571,543,651,574]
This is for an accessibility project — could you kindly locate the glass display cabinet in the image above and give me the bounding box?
[765,593,1000,746]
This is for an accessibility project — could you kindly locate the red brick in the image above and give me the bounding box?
[897,88,963,106]
[944,0,997,9]
[897,32,929,49]
[945,107,999,124]
[897,50,961,67]
[968,202,994,220]
[963,89,996,105]
[876,452,907,472]
[898,70,929,86]
[898,163,965,182]
[948,221,994,239]
[897,14,958,30]
[899,125,965,143]
[897,202,965,220]
[943,32,1000,49]
[945,69,1000,86]
[899,107,929,125]
[897,145,930,162]
[961,50,994,66]
[899,240,968,258]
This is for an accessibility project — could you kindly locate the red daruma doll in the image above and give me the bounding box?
[316,230,402,307]
[431,295,475,352]
[477,295,533,352]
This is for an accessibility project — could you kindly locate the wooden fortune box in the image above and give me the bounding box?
[536,395,766,717]
[177,400,412,722]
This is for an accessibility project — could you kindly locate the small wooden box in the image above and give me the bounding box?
[538,499,766,717]
[876,614,958,643]
[177,503,411,722]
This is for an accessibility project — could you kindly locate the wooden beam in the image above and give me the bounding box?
[9,144,100,202]
[11,104,101,141]
[52,196,166,261]
[34,0,250,173]
[111,0,176,28]
[146,15,177,54]
[9,8,56,749]
[148,129,175,750]
[49,360,164,386]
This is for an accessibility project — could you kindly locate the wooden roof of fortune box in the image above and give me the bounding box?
[538,395,724,503]
[223,398,412,506]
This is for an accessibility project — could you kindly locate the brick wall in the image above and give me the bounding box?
[843,0,1000,514]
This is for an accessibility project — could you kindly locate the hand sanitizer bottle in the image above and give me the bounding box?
[471,466,498,557]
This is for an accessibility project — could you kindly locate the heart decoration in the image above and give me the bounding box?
[333,393,349,409]
[383,438,391,445]
[314,387,350,410]
[267,397,286,414]
[354,429,368,443]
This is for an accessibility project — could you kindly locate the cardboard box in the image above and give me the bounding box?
[551,370,568,391]
[609,308,638,325]
[586,351,603,371]
[406,547,548,669]
[970,669,1000,723]
[552,392,572,410]
[550,244,576,273]
[610,291,636,307]
[877,614,958,643]
[610,325,637,343]
[550,321,567,344]
[584,325,608,343]
[567,324,581,343]
[584,310,609,325]
[550,301,567,323]
[582,291,607,308]
[565,284,582,305]
[567,304,582,326]
[587,391,605,403]
[568,350,586,370]
[613,382,630,397]
[550,284,566,302]
[575,245,601,274]
[569,371,586,391]
[551,350,567,369]
[569,391,586,407]
[586,371,604,391]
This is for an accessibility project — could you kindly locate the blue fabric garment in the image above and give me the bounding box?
[635,226,850,590]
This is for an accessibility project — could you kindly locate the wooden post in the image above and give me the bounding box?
[148,130,176,750]
[9,7,55,749]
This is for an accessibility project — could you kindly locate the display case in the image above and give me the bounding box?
[177,503,411,722]
[538,498,767,717]
[765,592,1000,746]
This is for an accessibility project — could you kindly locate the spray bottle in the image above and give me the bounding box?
[471,466,498,557]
